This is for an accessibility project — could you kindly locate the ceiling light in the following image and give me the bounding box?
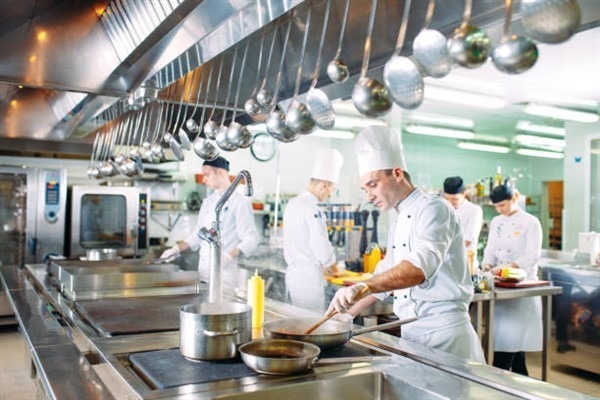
[516,121,566,136]
[516,148,564,159]
[406,112,474,129]
[405,125,475,140]
[334,116,385,130]
[524,104,599,123]
[515,134,565,149]
[529,93,598,109]
[457,142,511,153]
[425,86,507,109]
[311,130,355,140]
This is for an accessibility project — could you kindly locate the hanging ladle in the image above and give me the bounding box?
[352,0,392,118]
[244,32,267,116]
[383,0,425,110]
[162,64,185,161]
[307,0,335,130]
[491,0,539,74]
[519,0,580,44]
[177,53,194,150]
[412,0,452,78]
[256,26,280,111]
[185,46,206,134]
[215,49,239,152]
[193,63,220,161]
[326,0,351,83]
[203,58,225,140]
[447,0,491,69]
[227,41,254,149]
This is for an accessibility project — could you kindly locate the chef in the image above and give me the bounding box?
[326,126,485,363]
[442,176,483,253]
[482,184,542,375]
[161,156,260,289]
[283,148,344,312]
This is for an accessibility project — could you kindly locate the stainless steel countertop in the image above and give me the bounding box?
[0,263,594,400]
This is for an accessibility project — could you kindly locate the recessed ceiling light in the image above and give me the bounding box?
[406,112,474,129]
[405,125,475,140]
[516,148,564,159]
[515,134,565,149]
[524,104,599,123]
[457,142,511,153]
[516,121,566,136]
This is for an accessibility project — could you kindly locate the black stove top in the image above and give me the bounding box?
[129,343,380,390]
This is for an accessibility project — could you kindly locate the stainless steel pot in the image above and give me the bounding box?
[179,301,251,361]
[86,248,117,261]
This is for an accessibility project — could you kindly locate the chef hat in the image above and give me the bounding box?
[443,176,465,194]
[203,156,230,171]
[490,184,514,204]
[355,125,407,177]
[311,148,344,184]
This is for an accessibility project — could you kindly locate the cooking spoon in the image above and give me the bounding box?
[256,24,281,111]
[162,66,184,161]
[285,8,316,135]
[176,53,194,150]
[520,0,580,44]
[412,0,452,78]
[185,46,206,134]
[447,0,491,68]
[215,49,239,152]
[244,32,267,116]
[203,58,225,140]
[326,0,351,83]
[306,0,335,130]
[383,0,424,110]
[492,0,539,74]
[192,63,220,160]
[352,0,392,117]
[87,131,102,179]
[227,41,254,149]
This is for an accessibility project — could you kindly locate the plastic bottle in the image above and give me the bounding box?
[494,165,503,188]
[368,245,382,273]
[247,270,264,328]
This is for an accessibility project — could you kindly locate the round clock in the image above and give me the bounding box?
[250,133,277,162]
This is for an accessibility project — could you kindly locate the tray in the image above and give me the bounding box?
[494,279,550,288]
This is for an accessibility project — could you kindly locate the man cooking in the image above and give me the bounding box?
[161,156,260,290]
[283,148,344,312]
[325,126,485,363]
[442,176,483,254]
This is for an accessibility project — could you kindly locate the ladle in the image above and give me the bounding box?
[447,0,491,68]
[326,0,351,83]
[203,58,225,140]
[491,0,539,74]
[193,63,220,161]
[162,65,183,161]
[352,0,392,118]
[244,32,266,116]
[265,19,298,143]
[383,0,424,110]
[177,53,195,150]
[215,49,239,152]
[87,131,102,179]
[256,27,280,110]
[285,8,316,135]
[185,61,205,134]
[519,0,580,44]
[307,0,335,130]
[226,42,254,149]
[412,0,452,78]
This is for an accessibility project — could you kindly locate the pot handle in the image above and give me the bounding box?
[201,328,239,337]
[352,317,416,336]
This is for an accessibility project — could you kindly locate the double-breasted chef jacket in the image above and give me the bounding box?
[372,187,485,363]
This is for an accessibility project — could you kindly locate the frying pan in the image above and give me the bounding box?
[239,339,389,375]
[263,317,415,349]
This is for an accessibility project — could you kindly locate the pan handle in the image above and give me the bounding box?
[201,328,239,337]
[314,355,391,366]
[352,317,417,336]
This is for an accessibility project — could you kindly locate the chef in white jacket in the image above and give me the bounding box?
[482,184,542,375]
[443,176,483,253]
[161,156,260,290]
[326,126,485,363]
[284,148,344,312]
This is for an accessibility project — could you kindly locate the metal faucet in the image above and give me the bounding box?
[198,170,253,303]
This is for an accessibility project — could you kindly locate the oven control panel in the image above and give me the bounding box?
[137,193,148,249]
[44,170,62,223]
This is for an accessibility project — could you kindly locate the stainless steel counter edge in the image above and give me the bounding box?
[0,265,114,399]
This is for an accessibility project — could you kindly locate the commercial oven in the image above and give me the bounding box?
[67,185,150,259]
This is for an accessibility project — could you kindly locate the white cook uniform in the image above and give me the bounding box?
[372,188,485,363]
[454,199,483,253]
[284,191,336,312]
[184,190,260,290]
[483,208,543,352]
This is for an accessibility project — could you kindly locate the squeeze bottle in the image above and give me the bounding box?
[247,270,264,328]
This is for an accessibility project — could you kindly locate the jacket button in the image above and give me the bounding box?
[407,215,411,218]
[394,296,397,299]
[392,246,396,249]
[404,295,407,298]
[402,243,406,247]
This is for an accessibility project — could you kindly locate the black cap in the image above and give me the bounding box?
[490,184,513,204]
[443,176,465,194]
[203,156,230,171]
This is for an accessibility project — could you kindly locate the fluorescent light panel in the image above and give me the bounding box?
[457,142,511,153]
[524,104,599,123]
[311,130,355,140]
[407,112,474,129]
[516,121,566,136]
[425,86,506,109]
[516,148,564,159]
[515,134,565,149]
[405,125,475,140]
[334,116,385,130]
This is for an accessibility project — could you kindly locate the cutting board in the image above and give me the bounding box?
[494,279,550,288]
[327,271,372,286]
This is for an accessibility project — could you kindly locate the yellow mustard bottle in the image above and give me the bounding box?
[369,245,382,273]
[247,270,264,328]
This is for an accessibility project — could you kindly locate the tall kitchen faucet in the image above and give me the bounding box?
[197,170,253,303]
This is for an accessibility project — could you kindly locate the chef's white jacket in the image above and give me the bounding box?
[283,191,336,312]
[483,208,543,352]
[373,187,485,363]
[454,199,483,252]
[184,190,260,287]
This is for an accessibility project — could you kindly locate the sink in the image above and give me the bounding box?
[214,371,447,400]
